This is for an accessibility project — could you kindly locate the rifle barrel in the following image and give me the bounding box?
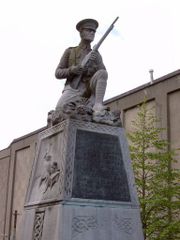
[93,16,119,51]
[112,16,119,25]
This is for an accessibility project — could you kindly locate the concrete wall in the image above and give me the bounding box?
[11,147,34,240]
[105,70,180,169]
[168,90,180,168]
[123,100,155,133]
[0,149,10,240]
[0,128,46,240]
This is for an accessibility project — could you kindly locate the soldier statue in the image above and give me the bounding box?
[55,18,108,114]
[48,17,121,127]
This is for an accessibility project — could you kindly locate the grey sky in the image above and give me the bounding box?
[0,0,180,149]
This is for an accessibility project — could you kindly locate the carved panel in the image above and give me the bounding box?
[38,121,66,139]
[32,211,45,240]
[64,123,76,198]
[72,216,98,238]
[71,212,135,239]
[113,214,133,234]
[69,119,121,135]
[27,122,68,204]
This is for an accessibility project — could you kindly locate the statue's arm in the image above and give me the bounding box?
[55,48,72,79]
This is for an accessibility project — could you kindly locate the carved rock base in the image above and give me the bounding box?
[47,101,122,127]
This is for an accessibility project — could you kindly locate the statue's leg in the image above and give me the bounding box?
[90,69,108,112]
[55,85,82,110]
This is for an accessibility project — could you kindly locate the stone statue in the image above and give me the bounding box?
[49,18,121,127]
[55,18,108,113]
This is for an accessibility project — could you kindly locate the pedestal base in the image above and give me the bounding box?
[22,200,143,240]
[20,119,144,240]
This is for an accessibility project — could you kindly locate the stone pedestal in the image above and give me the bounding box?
[20,119,144,240]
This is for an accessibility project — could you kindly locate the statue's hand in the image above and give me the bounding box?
[82,51,98,70]
[69,65,83,75]
[89,51,98,62]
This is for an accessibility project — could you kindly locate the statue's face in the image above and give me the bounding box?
[80,28,95,42]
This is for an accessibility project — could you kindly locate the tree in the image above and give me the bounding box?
[127,101,180,240]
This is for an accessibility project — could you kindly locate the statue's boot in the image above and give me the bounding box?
[93,77,107,113]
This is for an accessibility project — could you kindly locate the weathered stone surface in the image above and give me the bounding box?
[25,119,138,205]
[25,122,67,205]
[47,104,122,128]
[20,202,144,240]
[21,119,144,240]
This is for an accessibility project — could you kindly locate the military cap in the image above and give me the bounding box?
[76,18,99,32]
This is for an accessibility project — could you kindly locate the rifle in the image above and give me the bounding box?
[73,17,119,89]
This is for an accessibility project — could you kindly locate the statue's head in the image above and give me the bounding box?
[76,18,99,42]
